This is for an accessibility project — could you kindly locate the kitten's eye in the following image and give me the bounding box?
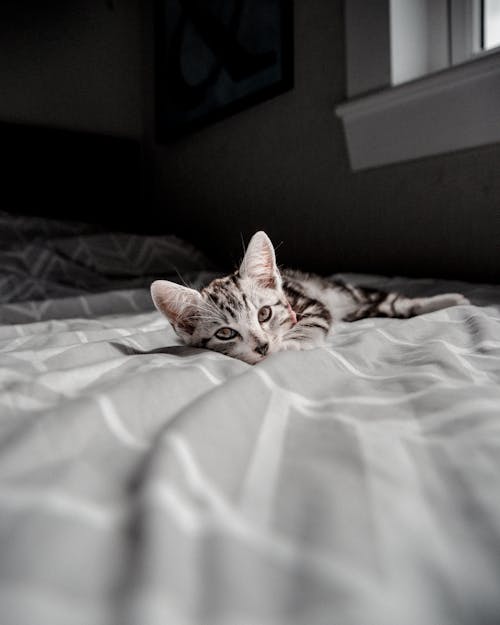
[258,306,272,323]
[214,327,238,340]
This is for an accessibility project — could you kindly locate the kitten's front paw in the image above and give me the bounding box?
[281,338,326,352]
[280,340,304,352]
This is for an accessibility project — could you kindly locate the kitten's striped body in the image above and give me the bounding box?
[279,269,467,351]
[151,232,469,364]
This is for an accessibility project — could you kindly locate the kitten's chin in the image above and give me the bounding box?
[241,353,267,365]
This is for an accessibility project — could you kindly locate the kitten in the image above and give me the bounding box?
[151,231,469,364]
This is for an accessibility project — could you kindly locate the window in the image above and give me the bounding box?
[337,0,500,170]
[484,0,500,49]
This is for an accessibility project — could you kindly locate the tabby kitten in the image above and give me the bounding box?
[151,231,469,364]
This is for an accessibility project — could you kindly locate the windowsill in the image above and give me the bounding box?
[336,48,500,171]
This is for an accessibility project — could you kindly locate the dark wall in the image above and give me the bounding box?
[0,0,142,137]
[2,122,141,224]
[0,0,143,223]
[1,0,498,281]
[147,0,500,282]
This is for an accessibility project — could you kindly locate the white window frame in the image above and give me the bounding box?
[337,0,500,171]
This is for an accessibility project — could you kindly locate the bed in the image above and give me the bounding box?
[1,210,500,625]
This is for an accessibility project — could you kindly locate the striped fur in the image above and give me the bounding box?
[151,232,469,364]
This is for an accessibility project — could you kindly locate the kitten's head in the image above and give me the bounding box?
[151,231,296,364]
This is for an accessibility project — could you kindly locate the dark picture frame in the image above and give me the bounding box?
[155,0,293,142]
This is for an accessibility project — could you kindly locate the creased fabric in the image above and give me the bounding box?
[1,272,500,625]
[0,210,218,309]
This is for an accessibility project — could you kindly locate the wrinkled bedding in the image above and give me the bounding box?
[1,213,500,625]
[0,210,217,322]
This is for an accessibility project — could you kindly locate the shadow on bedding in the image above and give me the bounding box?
[109,341,206,358]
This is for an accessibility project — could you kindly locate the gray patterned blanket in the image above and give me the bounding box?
[0,210,217,323]
[1,212,500,625]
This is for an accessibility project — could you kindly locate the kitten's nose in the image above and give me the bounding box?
[255,342,269,356]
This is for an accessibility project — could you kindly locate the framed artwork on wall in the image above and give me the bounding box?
[155,0,293,142]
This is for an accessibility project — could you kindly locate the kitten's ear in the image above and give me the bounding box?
[239,231,281,288]
[150,280,202,335]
